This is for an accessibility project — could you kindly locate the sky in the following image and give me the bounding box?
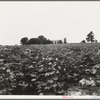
[0,1,100,45]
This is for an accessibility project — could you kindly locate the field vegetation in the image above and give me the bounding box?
[0,43,100,95]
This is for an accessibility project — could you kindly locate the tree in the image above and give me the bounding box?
[45,39,53,44]
[58,40,63,44]
[86,31,95,43]
[28,38,41,44]
[81,40,86,43]
[64,38,67,43]
[20,37,28,45]
[20,35,54,45]
[38,35,47,44]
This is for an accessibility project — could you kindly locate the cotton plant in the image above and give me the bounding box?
[79,77,96,86]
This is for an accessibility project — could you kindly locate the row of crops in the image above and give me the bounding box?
[0,43,100,95]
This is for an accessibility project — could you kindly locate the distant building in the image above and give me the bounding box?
[52,40,57,44]
[52,40,60,44]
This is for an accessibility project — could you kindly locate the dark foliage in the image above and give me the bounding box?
[0,44,100,95]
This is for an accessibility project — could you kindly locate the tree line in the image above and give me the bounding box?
[20,31,98,45]
[20,35,67,45]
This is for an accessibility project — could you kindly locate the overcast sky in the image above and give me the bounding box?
[0,1,100,45]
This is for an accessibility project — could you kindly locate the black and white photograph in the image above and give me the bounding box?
[0,1,100,97]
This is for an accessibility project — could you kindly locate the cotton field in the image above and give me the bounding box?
[0,43,100,95]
